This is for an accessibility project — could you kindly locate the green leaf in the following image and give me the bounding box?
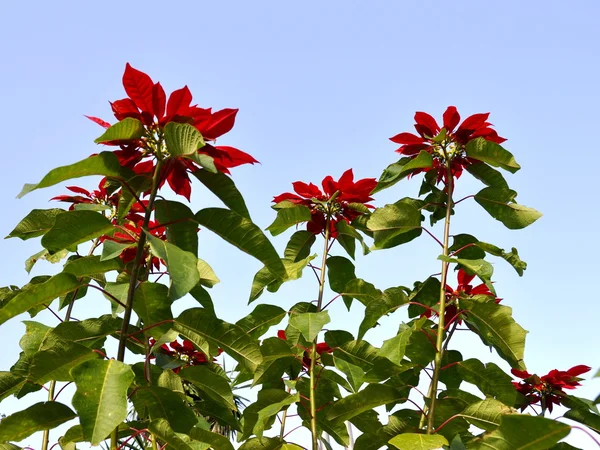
[373,151,434,193]
[470,415,571,450]
[456,359,522,406]
[155,200,199,256]
[239,438,287,450]
[289,311,330,342]
[18,152,134,198]
[175,308,262,371]
[439,255,494,282]
[116,174,152,223]
[333,357,364,393]
[466,162,509,188]
[327,256,356,293]
[147,419,201,450]
[192,170,251,220]
[132,386,199,434]
[41,210,114,254]
[164,121,206,154]
[195,208,286,280]
[0,401,76,442]
[462,299,528,370]
[326,385,405,424]
[179,365,236,410]
[358,287,409,340]
[146,233,200,301]
[465,138,521,173]
[368,202,422,249]
[131,282,173,340]
[0,371,26,402]
[450,234,527,276]
[379,319,425,365]
[100,240,132,261]
[71,359,134,445]
[249,254,316,303]
[49,315,124,347]
[189,427,235,450]
[240,389,299,439]
[94,117,144,143]
[0,273,80,326]
[476,242,527,277]
[63,255,122,277]
[236,304,287,339]
[29,335,101,383]
[388,433,448,450]
[460,398,516,431]
[284,230,316,261]
[474,187,542,230]
[196,258,220,288]
[6,208,64,240]
[564,408,600,434]
[266,205,312,236]
[340,278,382,308]
[252,337,301,387]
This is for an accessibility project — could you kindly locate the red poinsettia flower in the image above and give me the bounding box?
[512,365,591,413]
[422,268,499,326]
[149,339,221,373]
[389,106,506,182]
[273,169,377,236]
[88,63,258,200]
[277,330,332,368]
[51,178,118,210]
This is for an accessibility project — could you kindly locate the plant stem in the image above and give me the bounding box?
[111,158,163,450]
[309,220,331,450]
[426,164,454,434]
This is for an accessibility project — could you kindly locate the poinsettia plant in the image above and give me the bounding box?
[0,65,598,450]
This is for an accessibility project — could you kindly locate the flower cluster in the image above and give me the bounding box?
[512,365,591,413]
[272,169,377,235]
[50,178,117,210]
[150,339,219,373]
[390,106,506,182]
[277,330,332,368]
[422,268,498,326]
[89,63,258,200]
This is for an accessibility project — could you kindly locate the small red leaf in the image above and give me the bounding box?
[84,115,111,129]
[152,82,166,120]
[122,63,155,115]
[166,86,193,117]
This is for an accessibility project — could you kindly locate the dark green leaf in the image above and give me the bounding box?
[155,200,198,256]
[388,433,448,450]
[327,256,356,293]
[192,170,251,220]
[460,398,516,431]
[147,419,200,450]
[0,401,76,442]
[41,210,114,254]
[132,386,198,434]
[289,311,330,342]
[466,162,509,188]
[179,365,236,410]
[266,205,312,236]
[18,152,134,198]
[189,427,235,450]
[284,230,316,261]
[63,255,122,277]
[359,287,409,339]
[456,359,522,406]
[368,202,422,249]
[131,282,173,340]
[326,385,405,424]
[474,187,542,230]
[6,208,64,240]
[195,208,286,280]
[240,389,299,439]
[236,304,287,339]
[0,371,26,402]
[564,408,600,434]
[373,151,434,194]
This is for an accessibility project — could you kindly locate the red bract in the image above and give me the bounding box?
[51,178,117,210]
[273,169,377,236]
[422,268,498,326]
[512,365,591,413]
[89,63,258,200]
[149,339,219,373]
[102,219,166,270]
[277,330,332,368]
[390,106,506,182]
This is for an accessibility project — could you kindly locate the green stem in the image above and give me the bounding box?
[41,238,100,450]
[111,158,164,450]
[426,164,454,434]
[309,219,331,450]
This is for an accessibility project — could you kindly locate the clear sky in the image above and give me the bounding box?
[1,1,599,448]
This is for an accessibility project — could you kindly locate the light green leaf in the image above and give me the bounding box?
[131,282,173,340]
[460,398,516,431]
[236,304,287,339]
[192,170,251,220]
[368,202,422,249]
[327,256,356,293]
[0,371,26,402]
[359,287,409,339]
[196,258,220,288]
[284,230,316,261]
[132,386,198,434]
[6,208,64,240]
[470,415,570,450]
[41,210,114,254]
[564,408,600,434]
[438,256,494,281]
[164,121,206,155]
[388,433,448,450]
[146,233,200,300]
[252,337,301,387]
[18,152,134,198]
[289,311,330,342]
[0,273,81,326]
[189,427,235,450]
[195,208,286,280]
[466,162,509,188]
[465,138,520,173]
[94,117,144,143]
[63,255,122,277]
[71,359,134,446]
[474,187,542,230]
[456,359,522,406]
[266,205,312,236]
[240,389,299,439]
[379,319,425,365]
[462,300,528,370]
[100,240,132,261]
[175,308,262,371]
[0,401,76,442]
[147,419,200,450]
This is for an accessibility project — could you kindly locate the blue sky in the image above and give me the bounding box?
[1,1,599,448]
